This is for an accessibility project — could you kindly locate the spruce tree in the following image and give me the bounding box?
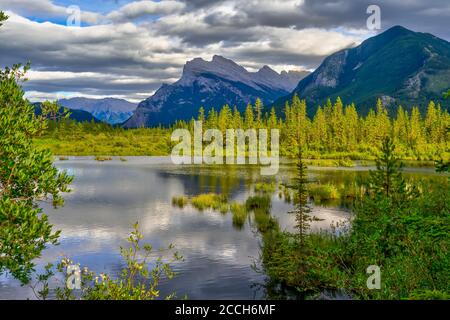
[369,136,406,199]
[288,142,320,248]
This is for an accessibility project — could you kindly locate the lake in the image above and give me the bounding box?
[0,157,442,299]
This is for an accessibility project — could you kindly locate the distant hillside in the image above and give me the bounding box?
[58,97,137,125]
[271,26,450,116]
[33,102,100,123]
[124,55,309,128]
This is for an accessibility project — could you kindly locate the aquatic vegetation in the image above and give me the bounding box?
[254,182,277,194]
[261,137,450,299]
[230,202,247,229]
[218,203,229,214]
[308,183,341,201]
[172,196,189,208]
[245,195,271,213]
[95,156,113,162]
[191,193,228,211]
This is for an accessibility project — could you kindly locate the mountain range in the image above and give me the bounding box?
[42,26,450,127]
[33,102,100,123]
[123,55,308,127]
[58,97,137,125]
[271,26,450,116]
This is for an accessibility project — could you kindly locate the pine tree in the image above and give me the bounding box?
[254,98,263,128]
[198,106,205,126]
[344,103,359,150]
[424,101,438,143]
[244,103,254,129]
[409,106,425,151]
[232,106,242,129]
[289,145,313,247]
[311,107,327,151]
[374,99,391,143]
[268,107,277,131]
[393,106,409,146]
[218,104,232,133]
[206,107,218,129]
[330,97,345,151]
[369,136,405,198]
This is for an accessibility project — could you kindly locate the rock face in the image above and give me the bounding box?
[58,97,137,125]
[271,26,450,115]
[124,55,308,127]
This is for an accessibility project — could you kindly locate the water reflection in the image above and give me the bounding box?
[0,157,442,299]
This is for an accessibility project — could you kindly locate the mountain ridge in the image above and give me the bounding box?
[58,97,137,125]
[270,25,450,115]
[124,55,309,128]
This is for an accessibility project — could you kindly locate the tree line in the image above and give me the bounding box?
[171,95,449,160]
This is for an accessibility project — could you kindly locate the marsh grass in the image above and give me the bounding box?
[172,196,189,208]
[230,202,247,229]
[308,183,341,201]
[254,182,277,194]
[191,193,228,211]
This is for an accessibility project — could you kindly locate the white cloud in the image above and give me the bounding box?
[5,0,447,102]
[107,1,186,22]
[0,0,102,24]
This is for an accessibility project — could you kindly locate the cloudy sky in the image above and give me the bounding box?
[0,0,449,103]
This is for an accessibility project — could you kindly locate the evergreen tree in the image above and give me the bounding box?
[344,103,359,150]
[232,106,242,129]
[268,107,277,131]
[198,106,205,126]
[330,97,345,150]
[244,102,254,129]
[369,136,406,199]
[374,99,391,143]
[289,145,313,247]
[425,101,438,143]
[409,106,425,151]
[311,107,327,151]
[393,106,409,146]
[254,98,263,128]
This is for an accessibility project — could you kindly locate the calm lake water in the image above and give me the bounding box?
[0,157,442,299]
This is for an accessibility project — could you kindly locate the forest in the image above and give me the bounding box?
[37,96,449,166]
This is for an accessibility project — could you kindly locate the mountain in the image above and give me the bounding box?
[58,97,137,125]
[33,102,100,122]
[124,55,309,127]
[271,26,450,115]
